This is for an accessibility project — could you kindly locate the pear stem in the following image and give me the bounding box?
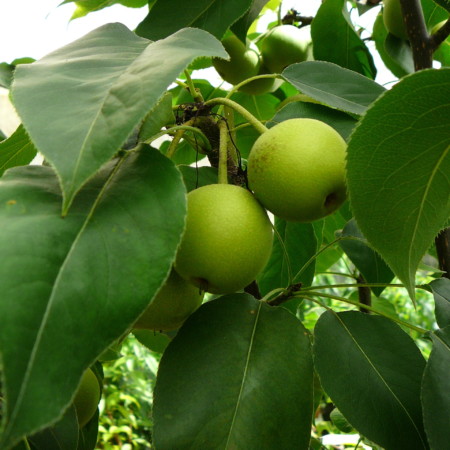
[218,119,229,184]
[204,97,268,135]
[184,70,204,102]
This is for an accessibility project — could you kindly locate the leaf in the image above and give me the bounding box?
[0,63,14,89]
[314,310,428,449]
[421,0,450,27]
[422,325,450,450]
[372,13,412,79]
[231,0,268,42]
[138,92,175,142]
[0,149,186,448]
[12,23,226,213]
[346,69,450,300]
[132,330,171,354]
[282,61,385,116]
[0,125,37,177]
[311,0,377,79]
[135,0,254,40]
[27,406,79,450]
[384,34,415,75]
[258,219,317,297]
[269,101,357,140]
[338,219,394,296]
[177,165,218,192]
[429,277,450,328]
[153,294,313,449]
[60,0,148,20]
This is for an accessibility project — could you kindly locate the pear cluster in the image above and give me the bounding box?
[213,25,309,95]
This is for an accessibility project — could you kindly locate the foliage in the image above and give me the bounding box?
[0,1,449,449]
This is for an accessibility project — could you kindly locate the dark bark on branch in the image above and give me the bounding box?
[435,229,450,279]
[357,274,371,313]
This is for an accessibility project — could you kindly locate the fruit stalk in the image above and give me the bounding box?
[218,119,229,184]
[204,97,268,135]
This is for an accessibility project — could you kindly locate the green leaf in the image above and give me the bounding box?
[429,277,450,328]
[384,34,415,75]
[270,102,357,140]
[282,61,385,116]
[346,69,450,300]
[12,23,226,214]
[27,406,78,450]
[0,63,14,89]
[177,165,218,192]
[422,326,450,450]
[421,0,450,28]
[136,0,253,40]
[139,92,176,142]
[311,0,377,79]
[153,294,314,449]
[338,219,394,296]
[231,0,268,42]
[60,0,148,20]
[372,13,412,78]
[0,125,37,177]
[258,219,317,297]
[0,149,186,448]
[314,310,428,449]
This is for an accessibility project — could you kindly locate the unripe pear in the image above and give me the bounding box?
[383,0,408,40]
[247,118,347,222]
[260,25,309,73]
[174,184,273,294]
[73,368,101,428]
[134,269,204,331]
[213,35,261,86]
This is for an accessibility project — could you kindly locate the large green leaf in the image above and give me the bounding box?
[429,277,450,328]
[282,61,385,116]
[258,219,317,297]
[12,23,226,213]
[0,125,37,177]
[135,0,253,40]
[346,69,450,300]
[314,311,428,449]
[311,0,377,79]
[153,294,314,449]
[0,149,186,449]
[338,219,394,297]
[422,326,450,450]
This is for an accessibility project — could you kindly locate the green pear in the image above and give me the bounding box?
[174,184,273,294]
[383,0,408,40]
[73,368,101,428]
[260,25,309,73]
[213,35,261,86]
[133,269,204,331]
[247,118,347,222]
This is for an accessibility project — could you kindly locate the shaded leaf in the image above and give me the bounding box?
[0,125,37,177]
[28,406,78,450]
[346,69,450,300]
[153,294,313,449]
[269,101,357,140]
[429,277,450,328]
[12,23,226,213]
[136,0,253,40]
[258,219,317,297]
[133,329,171,354]
[139,92,175,142]
[311,0,377,78]
[338,219,394,296]
[422,326,450,450]
[372,13,412,78]
[314,310,428,449]
[384,34,415,75]
[177,165,218,192]
[0,63,14,89]
[231,0,268,42]
[282,61,385,116]
[0,149,186,448]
